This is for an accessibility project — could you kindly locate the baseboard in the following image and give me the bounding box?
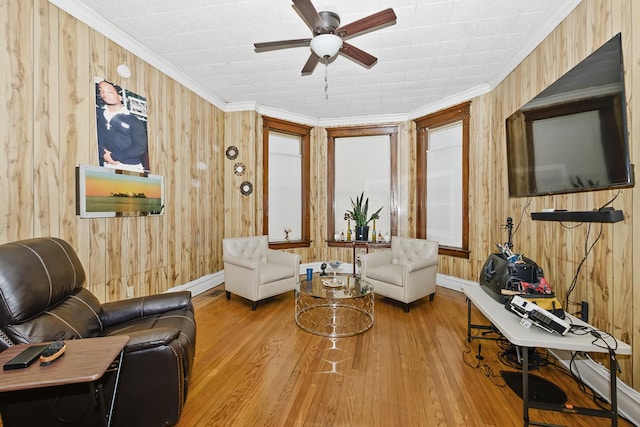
[436,274,478,291]
[549,349,640,425]
[166,271,225,296]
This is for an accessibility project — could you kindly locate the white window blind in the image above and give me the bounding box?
[268,132,302,241]
[426,122,462,247]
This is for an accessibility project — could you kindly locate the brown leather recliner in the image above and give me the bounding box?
[0,237,196,427]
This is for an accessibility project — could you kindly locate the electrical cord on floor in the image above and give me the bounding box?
[567,350,611,408]
[461,336,506,388]
[560,324,635,424]
[496,336,554,371]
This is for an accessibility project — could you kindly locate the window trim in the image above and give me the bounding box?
[326,125,398,244]
[414,102,470,259]
[262,117,312,249]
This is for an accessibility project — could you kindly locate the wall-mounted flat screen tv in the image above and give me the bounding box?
[506,33,634,197]
[76,164,164,218]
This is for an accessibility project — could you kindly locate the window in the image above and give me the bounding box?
[415,102,470,258]
[326,125,398,242]
[262,117,311,248]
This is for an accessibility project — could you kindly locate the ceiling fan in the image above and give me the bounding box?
[254,0,397,75]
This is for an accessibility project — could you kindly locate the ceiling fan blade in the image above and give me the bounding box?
[339,42,377,67]
[292,0,324,31]
[336,8,397,39]
[254,38,311,52]
[301,53,319,75]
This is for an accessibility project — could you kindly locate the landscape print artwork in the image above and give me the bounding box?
[78,165,164,217]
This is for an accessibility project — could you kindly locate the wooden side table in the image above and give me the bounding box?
[0,335,129,427]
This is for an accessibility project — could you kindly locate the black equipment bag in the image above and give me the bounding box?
[479,253,544,304]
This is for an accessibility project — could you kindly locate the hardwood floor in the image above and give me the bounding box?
[179,285,633,427]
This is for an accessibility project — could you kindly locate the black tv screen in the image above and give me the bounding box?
[506,33,634,197]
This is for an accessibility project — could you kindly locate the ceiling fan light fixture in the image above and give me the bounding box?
[310,34,343,59]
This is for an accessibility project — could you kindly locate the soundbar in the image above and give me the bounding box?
[531,208,623,223]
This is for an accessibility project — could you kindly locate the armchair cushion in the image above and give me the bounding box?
[100,291,193,327]
[0,238,85,328]
[366,263,405,287]
[259,262,297,285]
[3,288,103,344]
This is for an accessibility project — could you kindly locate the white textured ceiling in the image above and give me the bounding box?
[55,0,581,124]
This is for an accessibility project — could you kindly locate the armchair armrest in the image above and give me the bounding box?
[223,254,258,270]
[404,255,439,272]
[267,249,300,267]
[120,327,181,353]
[101,291,192,328]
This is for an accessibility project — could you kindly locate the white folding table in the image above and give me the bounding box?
[462,283,631,427]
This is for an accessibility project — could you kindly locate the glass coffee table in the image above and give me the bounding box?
[295,274,374,337]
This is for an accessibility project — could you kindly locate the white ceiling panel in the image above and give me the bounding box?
[58,0,582,122]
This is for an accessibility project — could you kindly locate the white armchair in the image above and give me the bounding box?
[222,235,301,310]
[360,236,439,312]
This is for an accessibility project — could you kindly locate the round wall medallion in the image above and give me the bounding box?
[234,162,246,176]
[225,146,239,160]
[240,181,253,196]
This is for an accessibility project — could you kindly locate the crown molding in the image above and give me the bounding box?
[407,83,490,120]
[48,0,581,128]
[48,0,227,111]
[487,0,582,89]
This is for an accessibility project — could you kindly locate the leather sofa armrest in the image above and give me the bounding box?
[101,291,192,328]
[119,327,180,353]
[223,255,258,270]
[404,255,439,272]
[267,249,300,267]
[361,250,392,268]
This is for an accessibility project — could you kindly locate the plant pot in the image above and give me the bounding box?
[355,226,369,241]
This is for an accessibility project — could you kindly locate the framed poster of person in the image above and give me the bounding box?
[94,78,150,173]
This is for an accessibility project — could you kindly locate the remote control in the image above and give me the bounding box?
[39,341,66,366]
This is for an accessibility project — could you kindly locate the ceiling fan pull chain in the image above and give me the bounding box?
[324,60,329,100]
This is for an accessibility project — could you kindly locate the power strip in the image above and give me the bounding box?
[507,295,570,335]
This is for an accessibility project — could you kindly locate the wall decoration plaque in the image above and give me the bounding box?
[240,181,253,196]
[234,162,246,176]
[225,146,239,160]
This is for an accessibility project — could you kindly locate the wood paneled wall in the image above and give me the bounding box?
[466,0,639,388]
[0,1,225,302]
[1,0,638,390]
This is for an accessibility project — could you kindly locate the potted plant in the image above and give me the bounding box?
[345,192,383,241]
